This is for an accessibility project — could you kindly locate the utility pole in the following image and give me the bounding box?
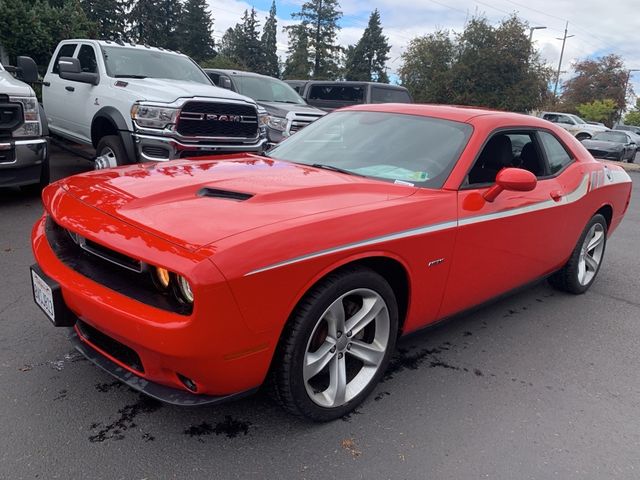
[528,26,546,43]
[553,21,574,100]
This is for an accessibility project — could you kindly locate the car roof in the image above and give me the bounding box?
[304,80,408,90]
[342,103,553,125]
[61,39,186,56]
[204,69,273,80]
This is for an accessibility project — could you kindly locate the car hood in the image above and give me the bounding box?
[0,70,34,96]
[258,101,325,117]
[116,78,256,105]
[581,124,609,133]
[581,140,622,150]
[57,156,416,251]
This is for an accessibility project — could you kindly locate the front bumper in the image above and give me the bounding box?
[586,148,622,160]
[31,208,276,400]
[0,138,47,187]
[133,133,267,162]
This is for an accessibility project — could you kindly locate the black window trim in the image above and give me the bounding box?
[460,126,576,190]
[76,43,99,74]
[51,43,78,75]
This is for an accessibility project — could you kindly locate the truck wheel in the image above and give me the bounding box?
[95,135,129,168]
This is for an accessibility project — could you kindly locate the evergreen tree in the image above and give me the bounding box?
[291,0,342,79]
[178,0,215,61]
[283,24,312,79]
[129,0,181,49]
[222,9,263,72]
[344,9,390,82]
[261,1,279,77]
[80,0,127,39]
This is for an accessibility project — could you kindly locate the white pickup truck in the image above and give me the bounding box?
[0,58,48,189]
[34,39,266,168]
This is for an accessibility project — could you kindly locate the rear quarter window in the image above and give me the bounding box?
[370,87,411,103]
[539,131,573,174]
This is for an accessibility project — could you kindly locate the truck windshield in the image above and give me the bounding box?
[101,46,211,85]
[234,75,304,104]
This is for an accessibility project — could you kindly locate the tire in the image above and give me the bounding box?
[630,151,636,164]
[19,152,50,195]
[95,135,129,167]
[548,214,607,294]
[270,266,398,421]
[576,133,591,141]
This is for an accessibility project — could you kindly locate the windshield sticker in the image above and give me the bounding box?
[352,165,429,182]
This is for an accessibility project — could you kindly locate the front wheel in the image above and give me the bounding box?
[95,135,129,169]
[548,214,607,294]
[271,267,398,421]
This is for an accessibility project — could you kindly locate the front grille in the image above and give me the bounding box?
[77,320,144,373]
[0,146,15,163]
[0,102,22,132]
[177,101,258,138]
[45,217,192,315]
[288,112,324,134]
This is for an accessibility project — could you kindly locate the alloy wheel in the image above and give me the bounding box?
[577,223,605,286]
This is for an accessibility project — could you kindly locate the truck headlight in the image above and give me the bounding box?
[131,103,179,129]
[264,115,288,132]
[10,96,42,137]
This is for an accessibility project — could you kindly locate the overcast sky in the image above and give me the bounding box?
[210,0,640,101]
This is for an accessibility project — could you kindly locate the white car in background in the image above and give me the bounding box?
[538,111,609,140]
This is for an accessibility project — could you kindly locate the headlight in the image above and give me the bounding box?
[131,103,179,129]
[176,275,194,304]
[9,96,41,137]
[263,115,288,132]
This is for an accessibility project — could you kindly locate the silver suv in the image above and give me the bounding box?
[539,111,608,140]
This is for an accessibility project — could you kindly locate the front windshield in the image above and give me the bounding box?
[592,131,628,143]
[268,111,473,188]
[234,75,305,104]
[101,46,212,85]
[570,114,586,124]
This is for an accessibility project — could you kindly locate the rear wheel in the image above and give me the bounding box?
[576,133,591,141]
[548,214,607,294]
[95,135,129,169]
[271,267,398,421]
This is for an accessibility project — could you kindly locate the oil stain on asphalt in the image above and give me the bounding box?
[88,395,162,443]
[183,416,252,440]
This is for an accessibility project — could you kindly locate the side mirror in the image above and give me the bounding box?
[483,168,537,202]
[58,56,99,85]
[220,77,232,90]
[16,56,39,83]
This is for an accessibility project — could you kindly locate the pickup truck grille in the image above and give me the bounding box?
[288,111,324,134]
[177,102,258,139]
[0,95,23,133]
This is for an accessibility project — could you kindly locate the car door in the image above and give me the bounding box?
[42,42,78,137]
[438,129,579,318]
[64,43,102,143]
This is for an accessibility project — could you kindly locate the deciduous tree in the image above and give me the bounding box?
[576,99,617,126]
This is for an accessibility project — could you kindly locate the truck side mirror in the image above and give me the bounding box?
[58,56,99,85]
[221,77,232,90]
[16,56,39,84]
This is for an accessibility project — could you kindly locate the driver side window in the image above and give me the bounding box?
[467,131,546,186]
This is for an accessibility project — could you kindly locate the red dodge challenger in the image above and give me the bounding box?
[31,105,632,421]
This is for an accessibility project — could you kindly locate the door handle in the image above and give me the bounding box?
[550,190,563,202]
[65,86,75,92]
[42,81,50,87]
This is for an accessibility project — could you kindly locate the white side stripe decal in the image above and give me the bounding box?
[245,169,630,276]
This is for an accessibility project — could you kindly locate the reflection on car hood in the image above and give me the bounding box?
[115,77,255,104]
[581,139,623,150]
[58,156,416,251]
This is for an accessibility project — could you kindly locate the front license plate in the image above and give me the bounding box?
[32,269,55,323]
[30,265,75,327]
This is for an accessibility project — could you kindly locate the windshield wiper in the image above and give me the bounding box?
[114,74,147,79]
[311,163,360,176]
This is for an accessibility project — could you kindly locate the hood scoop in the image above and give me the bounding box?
[197,187,254,201]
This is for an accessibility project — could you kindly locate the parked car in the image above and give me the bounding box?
[31,104,632,421]
[539,111,608,140]
[204,69,325,147]
[581,130,637,162]
[23,39,266,169]
[286,80,413,112]
[614,124,640,136]
[0,57,48,190]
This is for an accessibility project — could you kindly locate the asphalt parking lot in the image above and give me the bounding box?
[1,148,639,479]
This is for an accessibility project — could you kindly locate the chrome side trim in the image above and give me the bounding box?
[244,220,458,276]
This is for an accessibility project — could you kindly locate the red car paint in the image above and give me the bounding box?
[31,104,633,399]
